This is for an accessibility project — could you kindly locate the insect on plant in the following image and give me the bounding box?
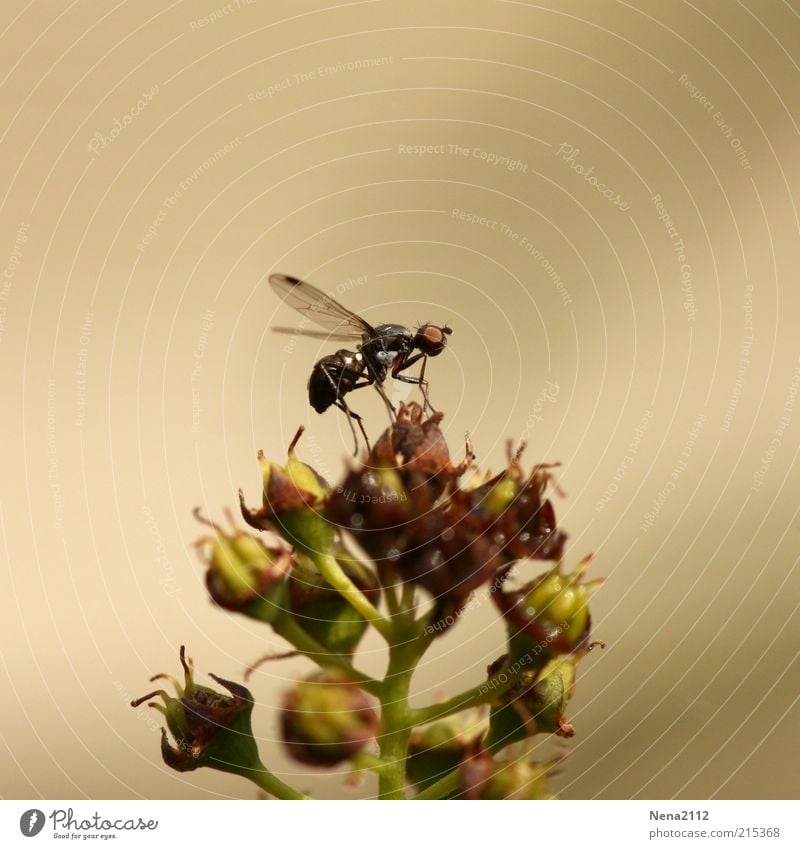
[269,272,452,453]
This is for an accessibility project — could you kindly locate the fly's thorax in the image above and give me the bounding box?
[371,324,415,349]
[360,325,414,369]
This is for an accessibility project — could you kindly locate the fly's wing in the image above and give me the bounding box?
[270,326,368,341]
[269,273,375,339]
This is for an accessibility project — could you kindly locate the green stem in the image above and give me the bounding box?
[316,554,393,641]
[242,761,311,800]
[351,750,391,775]
[377,644,415,798]
[384,582,401,617]
[409,668,516,725]
[274,615,383,697]
[399,583,416,615]
[377,627,433,799]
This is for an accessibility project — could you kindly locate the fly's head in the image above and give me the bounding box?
[414,323,452,357]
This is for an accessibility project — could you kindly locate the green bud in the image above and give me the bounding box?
[497,556,603,658]
[484,642,604,750]
[524,569,588,643]
[285,448,329,502]
[280,670,379,766]
[460,748,553,799]
[482,475,519,514]
[241,428,336,562]
[195,509,291,623]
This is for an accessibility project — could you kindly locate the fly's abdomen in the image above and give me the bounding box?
[308,360,338,412]
[308,352,362,413]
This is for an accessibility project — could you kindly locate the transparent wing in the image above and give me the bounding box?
[270,326,367,342]
[269,273,374,337]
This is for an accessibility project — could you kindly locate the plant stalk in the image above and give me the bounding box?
[316,553,393,641]
[377,626,432,798]
[243,761,311,800]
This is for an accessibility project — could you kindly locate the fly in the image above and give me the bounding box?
[269,273,452,453]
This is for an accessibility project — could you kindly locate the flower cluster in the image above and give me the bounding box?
[133,403,604,799]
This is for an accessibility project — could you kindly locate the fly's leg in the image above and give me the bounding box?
[394,354,436,413]
[373,380,397,422]
[361,356,396,421]
[335,399,371,455]
[318,363,372,455]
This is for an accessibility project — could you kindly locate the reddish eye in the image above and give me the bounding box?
[416,325,449,355]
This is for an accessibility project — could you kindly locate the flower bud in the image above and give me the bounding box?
[240,427,336,561]
[194,509,292,622]
[131,646,259,775]
[495,556,602,656]
[280,670,379,766]
[484,642,604,749]
[326,403,472,559]
[326,463,418,559]
[459,746,553,799]
[370,402,471,493]
[453,452,566,564]
[392,504,502,628]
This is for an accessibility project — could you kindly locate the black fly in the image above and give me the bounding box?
[269,273,452,453]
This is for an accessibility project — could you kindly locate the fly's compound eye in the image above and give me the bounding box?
[415,324,451,356]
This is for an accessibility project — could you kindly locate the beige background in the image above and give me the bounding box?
[1,0,799,800]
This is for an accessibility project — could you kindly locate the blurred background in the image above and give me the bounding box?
[1,0,798,800]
